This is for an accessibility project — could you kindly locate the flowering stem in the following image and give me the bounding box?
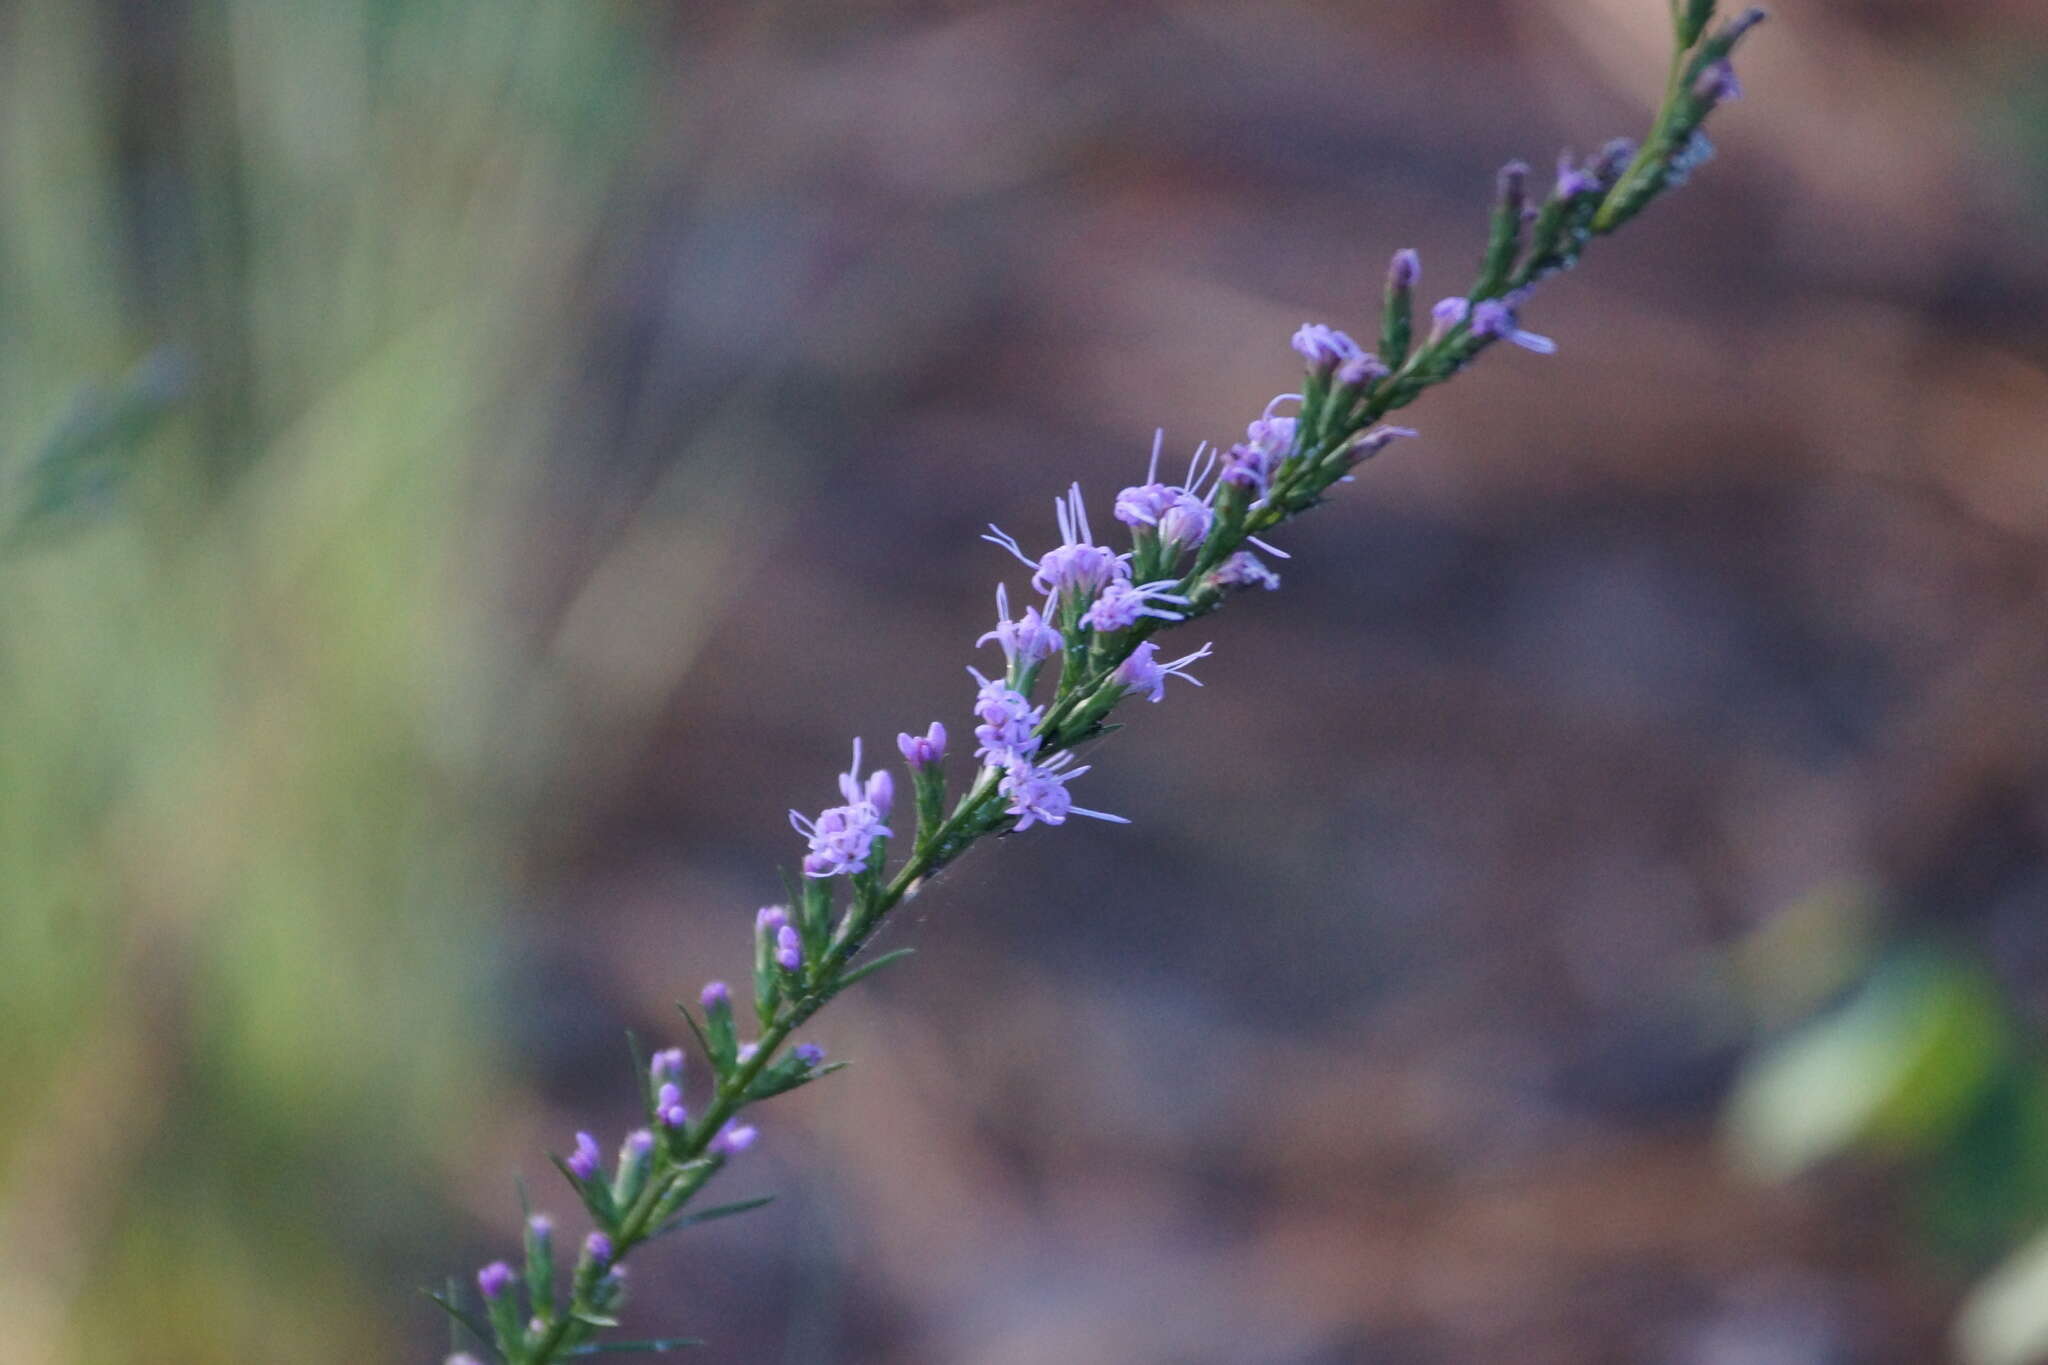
[445,7,1763,1361]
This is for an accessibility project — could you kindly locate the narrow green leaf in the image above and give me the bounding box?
[835,947,915,992]
[676,1001,713,1060]
[651,1193,777,1241]
[423,1288,501,1359]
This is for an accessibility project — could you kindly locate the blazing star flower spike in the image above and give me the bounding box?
[448,9,1763,1355]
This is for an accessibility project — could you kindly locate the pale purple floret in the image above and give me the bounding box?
[701,980,731,1012]
[1116,432,1218,555]
[1555,149,1600,199]
[969,667,1043,769]
[712,1122,758,1156]
[585,1233,613,1267]
[1080,577,1189,632]
[737,1042,760,1064]
[897,721,947,769]
[775,924,803,972]
[999,751,1129,831]
[527,1214,552,1243]
[622,1129,654,1160]
[790,741,894,878]
[657,1082,686,1128]
[978,583,1063,669]
[650,1048,684,1085]
[477,1261,515,1300]
[1211,551,1281,592]
[1111,640,1214,703]
[1155,491,1213,551]
[1336,348,1389,387]
[567,1130,601,1181]
[1291,323,1362,375]
[984,483,1128,606]
[1220,397,1300,496]
[1469,299,1556,354]
[1333,424,1420,479]
[1429,295,1470,342]
[448,1356,485,1365]
[794,1043,825,1068]
[1694,58,1741,105]
[756,905,788,936]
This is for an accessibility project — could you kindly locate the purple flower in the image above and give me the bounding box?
[896,721,948,769]
[1291,323,1362,375]
[527,1213,553,1243]
[657,1082,686,1128]
[1156,491,1214,552]
[1469,299,1556,354]
[790,741,894,878]
[1335,349,1388,388]
[701,980,731,1012]
[712,1121,758,1156]
[1080,578,1190,633]
[477,1261,516,1300]
[649,1048,684,1085]
[756,905,788,936]
[584,1233,613,1267]
[1428,296,1470,342]
[737,1042,760,1064]
[1220,398,1299,497]
[969,667,1043,769]
[775,924,803,972]
[1209,551,1280,593]
[1554,149,1600,200]
[977,583,1063,669]
[999,751,1129,832]
[865,768,894,821]
[1111,640,1214,703]
[984,483,1129,607]
[622,1129,654,1160]
[448,1356,485,1365]
[566,1131,601,1182]
[1115,432,1218,555]
[794,1043,825,1068]
[1388,247,1421,290]
[1694,59,1740,105]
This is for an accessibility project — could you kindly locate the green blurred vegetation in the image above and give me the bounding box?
[0,3,664,1360]
[1725,889,2048,1365]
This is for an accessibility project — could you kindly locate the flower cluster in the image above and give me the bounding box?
[439,7,1761,1359]
[788,740,893,878]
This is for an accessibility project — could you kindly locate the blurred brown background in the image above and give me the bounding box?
[5,1,2048,1363]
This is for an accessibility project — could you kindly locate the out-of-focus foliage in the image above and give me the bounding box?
[0,3,664,1360]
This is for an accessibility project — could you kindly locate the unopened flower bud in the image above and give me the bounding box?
[774,924,803,972]
[897,722,947,768]
[477,1261,515,1300]
[712,1122,759,1156]
[566,1131,600,1182]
